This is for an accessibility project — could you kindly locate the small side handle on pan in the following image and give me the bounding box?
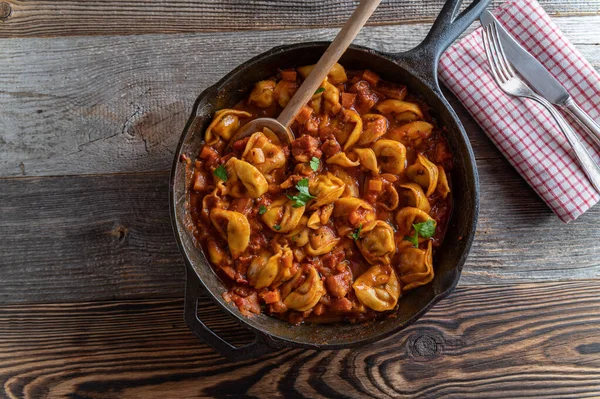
[397,0,491,85]
[184,268,278,361]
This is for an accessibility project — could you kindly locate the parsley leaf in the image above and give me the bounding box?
[404,220,436,247]
[413,219,436,238]
[258,205,267,215]
[349,224,363,241]
[287,178,316,208]
[296,178,313,196]
[404,231,419,247]
[213,164,228,182]
[309,157,320,172]
[273,224,281,231]
[314,87,325,94]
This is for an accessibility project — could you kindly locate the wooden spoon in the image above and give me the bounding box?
[226,0,382,149]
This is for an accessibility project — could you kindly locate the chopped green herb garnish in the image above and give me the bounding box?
[286,178,316,208]
[213,164,228,182]
[404,219,436,247]
[309,157,320,172]
[258,205,267,215]
[349,224,363,241]
[296,178,312,196]
[414,219,436,238]
[273,224,281,231]
[404,231,419,247]
[314,87,325,95]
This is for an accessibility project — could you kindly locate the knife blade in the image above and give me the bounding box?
[480,9,600,148]
[479,10,569,104]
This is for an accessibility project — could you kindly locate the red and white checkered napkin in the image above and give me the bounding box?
[439,0,600,223]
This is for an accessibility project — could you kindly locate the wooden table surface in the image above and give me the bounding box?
[1,1,600,397]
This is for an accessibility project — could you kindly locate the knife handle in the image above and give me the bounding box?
[530,95,600,194]
[562,97,600,150]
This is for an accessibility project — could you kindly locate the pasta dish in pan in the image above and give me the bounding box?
[185,63,452,324]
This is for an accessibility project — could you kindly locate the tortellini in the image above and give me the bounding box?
[273,80,298,108]
[407,154,439,197]
[372,139,407,174]
[352,148,379,173]
[282,266,325,311]
[356,221,396,265]
[285,216,309,247]
[333,197,375,227]
[261,197,305,233]
[320,80,342,115]
[309,173,345,209]
[352,265,400,311]
[327,63,348,84]
[247,246,294,289]
[204,109,251,146]
[201,181,229,221]
[326,152,360,168]
[437,166,451,199]
[242,132,286,175]
[395,111,420,124]
[307,204,334,229]
[224,157,269,198]
[298,62,348,85]
[330,167,360,197]
[326,109,363,152]
[396,207,435,237]
[305,226,340,256]
[386,121,434,143]
[398,240,434,291]
[358,114,388,146]
[375,99,423,119]
[341,109,362,151]
[307,211,321,230]
[399,182,431,213]
[248,80,276,108]
[376,181,400,211]
[206,238,231,266]
[209,209,250,259]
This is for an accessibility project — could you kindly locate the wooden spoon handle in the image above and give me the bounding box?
[277,0,382,127]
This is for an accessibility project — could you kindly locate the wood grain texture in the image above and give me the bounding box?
[0,172,183,304]
[0,0,597,37]
[1,161,599,305]
[1,281,600,398]
[0,17,599,177]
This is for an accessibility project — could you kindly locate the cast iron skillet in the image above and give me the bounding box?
[170,0,488,360]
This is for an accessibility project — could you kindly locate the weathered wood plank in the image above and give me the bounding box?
[1,281,600,398]
[0,172,184,304]
[1,163,599,304]
[1,17,599,177]
[0,0,597,37]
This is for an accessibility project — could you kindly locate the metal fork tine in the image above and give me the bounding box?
[486,24,510,83]
[489,22,517,80]
[482,26,504,86]
[485,25,507,84]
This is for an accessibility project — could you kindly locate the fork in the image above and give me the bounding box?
[481,22,600,193]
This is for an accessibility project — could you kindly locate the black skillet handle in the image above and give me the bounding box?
[184,268,278,360]
[398,0,491,88]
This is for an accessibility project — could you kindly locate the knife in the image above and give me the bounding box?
[480,10,600,149]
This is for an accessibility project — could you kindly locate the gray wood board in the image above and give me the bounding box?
[2,281,600,397]
[1,160,599,305]
[1,16,599,177]
[0,0,597,37]
[0,172,183,304]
